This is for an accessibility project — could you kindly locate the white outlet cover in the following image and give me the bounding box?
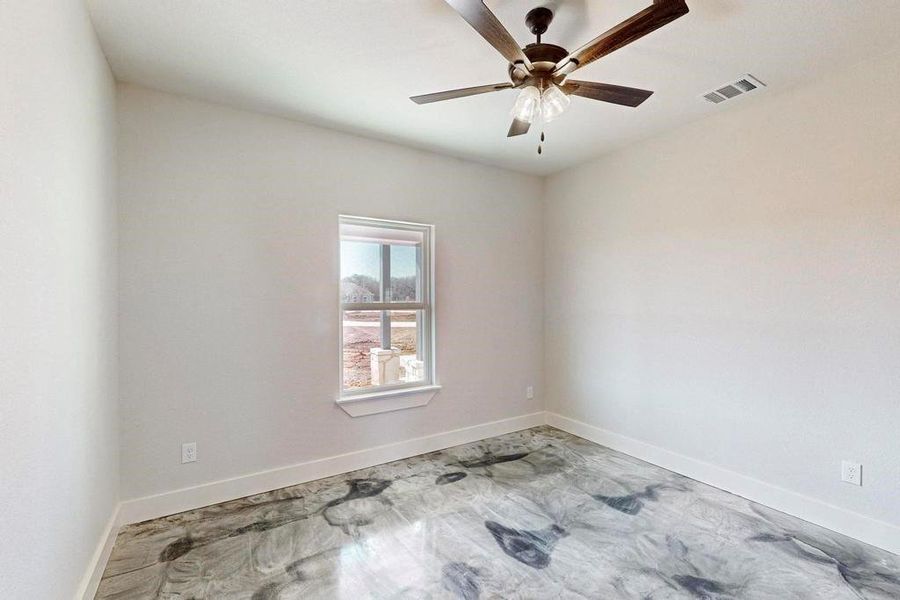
[182,442,197,464]
[526,386,534,399]
[841,460,862,486]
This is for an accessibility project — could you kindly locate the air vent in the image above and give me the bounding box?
[702,74,766,105]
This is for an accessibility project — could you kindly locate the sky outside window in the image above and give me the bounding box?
[341,242,417,279]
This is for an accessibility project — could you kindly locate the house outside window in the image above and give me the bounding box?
[339,216,434,398]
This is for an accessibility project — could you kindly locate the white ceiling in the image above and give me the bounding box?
[87,1,900,175]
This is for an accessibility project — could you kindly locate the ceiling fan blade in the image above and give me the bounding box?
[554,0,688,76]
[563,80,654,107]
[410,83,514,105]
[445,0,532,71]
[507,118,530,137]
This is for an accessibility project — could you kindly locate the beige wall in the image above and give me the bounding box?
[544,50,900,527]
[116,85,545,500]
[0,1,119,597]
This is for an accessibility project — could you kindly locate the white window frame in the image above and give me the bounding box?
[337,215,438,416]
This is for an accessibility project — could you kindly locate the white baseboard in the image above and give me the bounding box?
[545,412,900,556]
[118,412,545,526]
[76,503,121,599]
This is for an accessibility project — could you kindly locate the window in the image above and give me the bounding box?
[339,216,434,401]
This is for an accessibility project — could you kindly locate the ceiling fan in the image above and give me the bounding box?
[410,0,689,148]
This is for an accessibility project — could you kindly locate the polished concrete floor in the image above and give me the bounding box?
[97,426,900,599]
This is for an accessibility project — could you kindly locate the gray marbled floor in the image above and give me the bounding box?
[97,426,900,599]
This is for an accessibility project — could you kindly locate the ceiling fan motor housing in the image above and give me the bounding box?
[508,43,569,87]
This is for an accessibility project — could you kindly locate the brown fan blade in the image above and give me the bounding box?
[445,0,532,71]
[555,0,688,76]
[562,80,654,107]
[507,118,530,137]
[410,83,514,105]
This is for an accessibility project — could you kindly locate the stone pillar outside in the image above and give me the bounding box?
[370,347,401,385]
[400,355,425,382]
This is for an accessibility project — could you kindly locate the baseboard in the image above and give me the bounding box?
[545,412,900,555]
[118,411,545,526]
[76,503,121,599]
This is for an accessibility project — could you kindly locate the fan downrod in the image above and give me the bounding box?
[525,7,554,43]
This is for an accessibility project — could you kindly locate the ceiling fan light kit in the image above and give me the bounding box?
[410,0,690,151]
[510,85,542,123]
[509,82,570,155]
[540,84,571,122]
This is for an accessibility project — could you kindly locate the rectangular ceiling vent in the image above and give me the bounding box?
[702,74,766,105]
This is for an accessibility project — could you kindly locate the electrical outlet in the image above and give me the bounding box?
[182,442,197,464]
[526,386,534,399]
[841,460,861,486]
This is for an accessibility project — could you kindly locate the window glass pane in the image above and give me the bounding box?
[340,241,381,302]
[390,244,420,302]
[391,310,425,384]
[342,310,382,389]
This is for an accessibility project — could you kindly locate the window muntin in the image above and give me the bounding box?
[339,216,433,395]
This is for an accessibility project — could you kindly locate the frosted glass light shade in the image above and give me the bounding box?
[510,86,541,123]
[541,84,571,122]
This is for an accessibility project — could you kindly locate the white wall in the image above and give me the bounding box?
[545,51,900,528]
[0,1,119,597]
[117,85,544,500]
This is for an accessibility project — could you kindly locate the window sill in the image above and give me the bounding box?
[336,385,442,417]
